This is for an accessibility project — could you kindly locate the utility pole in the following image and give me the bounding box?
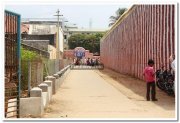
[62,19,68,51]
[54,9,63,59]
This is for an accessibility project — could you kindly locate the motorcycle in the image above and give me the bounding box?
[156,69,174,95]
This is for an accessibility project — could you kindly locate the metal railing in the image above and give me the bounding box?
[70,64,104,70]
[5,10,21,118]
[57,65,71,76]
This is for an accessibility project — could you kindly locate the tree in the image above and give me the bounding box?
[68,33,104,54]
[109,8,127,27]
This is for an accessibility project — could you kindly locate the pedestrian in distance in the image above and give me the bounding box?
[95,58,99,66]
[87,58,90,66]
[90,58,94,66]
[143,59,158,101]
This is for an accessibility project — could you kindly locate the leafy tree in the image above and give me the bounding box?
[109,8,127,27]
[68,33,104,54]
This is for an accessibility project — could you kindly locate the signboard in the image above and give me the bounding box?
[74,47,85,59]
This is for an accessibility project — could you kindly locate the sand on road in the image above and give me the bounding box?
[42,69,175,119]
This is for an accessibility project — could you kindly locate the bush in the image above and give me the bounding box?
[21,47,42,91]
[21,47,40,60]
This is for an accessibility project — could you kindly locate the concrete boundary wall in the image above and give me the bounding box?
[19,65,71,117]
[100,5,175,80]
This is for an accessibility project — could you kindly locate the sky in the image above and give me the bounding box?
[5,4,133,29]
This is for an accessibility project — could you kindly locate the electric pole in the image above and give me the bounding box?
[54,9,63,59]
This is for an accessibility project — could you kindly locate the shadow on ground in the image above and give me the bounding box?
[97,68,175,111]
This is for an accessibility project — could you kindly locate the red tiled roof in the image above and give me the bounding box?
[21,24,29,33]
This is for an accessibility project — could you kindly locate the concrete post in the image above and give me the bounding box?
[20,97,43,117]
[53,74,59,79]
[38,83,49,107]
[30,87,42,97]
[20,87,44,117]
[53,74,59,89]
[57,71,64,86]
[38,83,48,92]
[45,76,48,81]
[46,76,56,94]
[44,80,52,101]
[57,71,62,77]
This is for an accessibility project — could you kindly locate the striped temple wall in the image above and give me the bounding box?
[100,5,175,80]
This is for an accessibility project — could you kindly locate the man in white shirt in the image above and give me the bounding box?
[170,54,175,74]
[169,54,175,93]
[171,59,175,72]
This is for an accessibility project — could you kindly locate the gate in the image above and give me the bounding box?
[5,10,21,118]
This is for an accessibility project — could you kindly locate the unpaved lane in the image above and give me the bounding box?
[43,69,175,118]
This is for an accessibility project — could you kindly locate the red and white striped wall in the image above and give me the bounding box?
[100,5,175,80]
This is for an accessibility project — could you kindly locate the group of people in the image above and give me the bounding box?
[73,58,100,66]
[86,58,100,66]
[143,54,175,101]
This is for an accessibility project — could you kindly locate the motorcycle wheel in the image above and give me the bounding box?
[165,83,174,95]
[156,80,165,90]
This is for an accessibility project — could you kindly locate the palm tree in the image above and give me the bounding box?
[109,8,127,27]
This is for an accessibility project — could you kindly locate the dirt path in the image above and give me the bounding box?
[42,69,175,118]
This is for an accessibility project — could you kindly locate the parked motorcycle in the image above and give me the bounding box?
[156,69,174,95]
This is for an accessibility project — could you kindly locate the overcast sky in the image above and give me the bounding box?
[5,4,132,29]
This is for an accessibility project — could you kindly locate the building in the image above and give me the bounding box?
[21,19,65,59]
[21,18,108,52]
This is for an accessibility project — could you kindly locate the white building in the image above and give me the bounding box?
[22,20,64,53]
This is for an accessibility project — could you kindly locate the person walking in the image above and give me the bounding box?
[143,59,158,101]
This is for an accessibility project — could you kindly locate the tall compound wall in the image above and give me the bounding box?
[100,5,175,79]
